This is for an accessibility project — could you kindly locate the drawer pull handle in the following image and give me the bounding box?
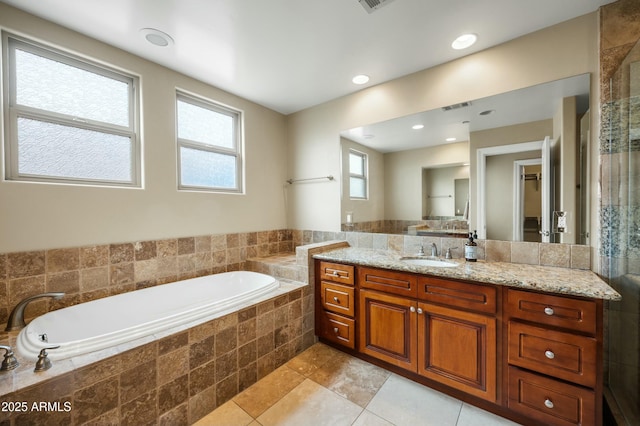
[417,308,423,314]
[333,296,340,303]
[410,306,416,313]
[544,399,554,409]
[545,350,555,359]
[544,307,555,316]
[333,327,339,334]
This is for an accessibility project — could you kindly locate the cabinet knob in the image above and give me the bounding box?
[417,308,423,314]
[544,399,554,409]
[410,306,416,313]
[333,296,340,303]
[333,327,339,334]
[544,350,555,359]
[544,307,554,316]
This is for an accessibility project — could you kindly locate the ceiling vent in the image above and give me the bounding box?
[441,101,472,111]
[358,0,397,14]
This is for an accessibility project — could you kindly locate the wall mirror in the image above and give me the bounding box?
[340,73,591,245]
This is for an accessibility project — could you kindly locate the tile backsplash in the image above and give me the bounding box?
[0,230,294,329]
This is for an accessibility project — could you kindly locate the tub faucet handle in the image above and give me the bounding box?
[0,345,19,371]
[34,346,60,372]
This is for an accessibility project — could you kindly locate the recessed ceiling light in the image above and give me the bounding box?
[446,137,457,142]
[140,28,174,47]
[412,124,424,130]
[479,109,495,116]
[352,74,370,85]
[451,33,477,50]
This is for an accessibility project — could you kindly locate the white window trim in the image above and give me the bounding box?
[349,149,368,200]
[176,91,244,193]
[2,32,141,187]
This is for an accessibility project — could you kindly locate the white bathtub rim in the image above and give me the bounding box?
[17,271,280,361]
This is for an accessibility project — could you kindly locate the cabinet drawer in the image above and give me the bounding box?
[418,277,497,314]
[318,311,355,349]
[508,322,597,388]
[359,267,417,297]
[506,289,597,335]
[508,367,596,426]
[319,262,355,285]
[321,281,355,317]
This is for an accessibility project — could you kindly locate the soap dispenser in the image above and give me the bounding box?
[465,232,477,262]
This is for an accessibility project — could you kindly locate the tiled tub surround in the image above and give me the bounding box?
[0,230,296,330]
[313,246,621,301]
[0,282,308,425]
[0,239,348,425]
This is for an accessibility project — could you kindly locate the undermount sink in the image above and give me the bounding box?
[400,257,458,268]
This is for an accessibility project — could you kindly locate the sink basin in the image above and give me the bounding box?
[400,257,458,268]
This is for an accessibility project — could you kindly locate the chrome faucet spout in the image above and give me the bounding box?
[5,292,65,332]
[431,243,438,257]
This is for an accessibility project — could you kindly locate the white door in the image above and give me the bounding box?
[540,136,552,243]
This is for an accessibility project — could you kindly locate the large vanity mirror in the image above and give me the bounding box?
[340,73,591,245]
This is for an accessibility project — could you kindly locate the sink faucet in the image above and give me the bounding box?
[5,292,65,332]
[431,243,438,257]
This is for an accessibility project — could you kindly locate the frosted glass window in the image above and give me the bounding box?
[180,147,236,189]
[18,118,132,182]
[349,150,367,199]
[349,152,365,175]
[350,177,366,199]
[176,92,242,192]
[15,49,129,127]
[3,34,140,186]
[177,100,234,149]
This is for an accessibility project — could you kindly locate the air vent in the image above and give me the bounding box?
[441,101,472,111]
[358,0,397,14]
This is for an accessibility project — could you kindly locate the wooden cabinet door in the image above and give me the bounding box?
[359,289,417,370]
[417,302,497,402]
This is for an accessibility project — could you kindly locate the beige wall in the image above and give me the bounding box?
[287,12,600,237]
[0,4,288,252]
[383,142,469,220]
[340,138,384,224]
[424,165,470,217]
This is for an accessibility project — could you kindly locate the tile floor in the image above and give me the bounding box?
[194,343,521,426]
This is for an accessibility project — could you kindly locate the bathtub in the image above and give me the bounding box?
[17,271,279,360]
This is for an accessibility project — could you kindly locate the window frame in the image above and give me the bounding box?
[349,149,368,200]
[2,32,141,187]
[176,90,244,193]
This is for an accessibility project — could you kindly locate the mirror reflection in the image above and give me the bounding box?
[340,73,591,244]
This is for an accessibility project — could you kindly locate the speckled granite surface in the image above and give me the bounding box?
[314,247,621,301]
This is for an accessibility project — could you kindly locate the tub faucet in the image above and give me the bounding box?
[0,345,19,371]
[5,292,65,332]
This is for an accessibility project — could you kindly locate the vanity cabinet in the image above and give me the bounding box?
[314,259,605,426]
[315,261,356,349]
[505,289,602,426]
[358,267,498,402]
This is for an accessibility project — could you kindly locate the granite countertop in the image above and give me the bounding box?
[314,247,621,301]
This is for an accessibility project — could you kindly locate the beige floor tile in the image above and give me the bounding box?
[366,373,462,426]
[257,379,363,426]
[192,400,253,426]
[456,403,523,426]
[352,410,395,426]
[286,342,343,377]
[232,364,305,418]
[309,353,391,407]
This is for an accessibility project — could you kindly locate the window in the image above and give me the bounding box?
[3,33,140,186]
[176,92,243,192]
[349,150,367,199]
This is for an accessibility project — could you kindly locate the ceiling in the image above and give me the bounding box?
[341,73,591,153]
[0,0,614,115]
